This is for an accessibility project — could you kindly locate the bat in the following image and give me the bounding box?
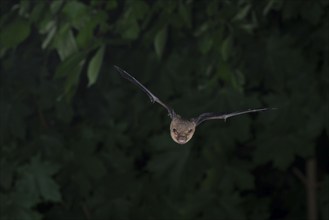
[114,65,275,144]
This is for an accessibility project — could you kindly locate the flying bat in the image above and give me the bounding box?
[114,65,275,144]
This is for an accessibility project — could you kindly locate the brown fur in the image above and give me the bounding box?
[170,115,196,144]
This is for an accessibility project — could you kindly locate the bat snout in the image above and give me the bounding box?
[170,133,192,145]
[177,136,187,144]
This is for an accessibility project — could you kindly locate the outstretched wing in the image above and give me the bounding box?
[193,108,276,126]
[114,65,175,118]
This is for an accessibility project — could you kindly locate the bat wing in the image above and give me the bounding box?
[193,108,275,126]
[114,65,175,118]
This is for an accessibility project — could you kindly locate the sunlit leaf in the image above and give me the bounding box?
[54,25,78,60]
[41,23,57,49]
[87,46,105,87]
[154,27,167,58]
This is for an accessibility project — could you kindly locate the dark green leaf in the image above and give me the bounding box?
[0,18,31,49]
[221,35,233,61]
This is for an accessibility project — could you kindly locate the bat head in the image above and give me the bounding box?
[170,116,196,144]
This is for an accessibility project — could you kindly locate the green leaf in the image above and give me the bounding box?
[53,25,78,60]
[16,155,62,206]
[62,59,85,100]
[226,166,254,190]
[253,134,313,170]
[233,4,251,21]
[199,36,213,54]
[14,173,40,208]
[300,2,323,25]
[148,136,190,187]
[0,18,31,49]
[41,22,57,49]
[119,18,140,40]
[87,46,105,87]
[154,27,167,59]
[221,35,233,61]
[263,0,277,15]
[178,3,192,28]
[0,159,15,190]
[55,52,85,100]
[55,51,87,79]
[63,1,88,20]
[37,175,62,202]
[76,19,95,48]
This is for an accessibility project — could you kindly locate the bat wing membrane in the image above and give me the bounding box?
[114,65,175,118]
[194,108,275,126]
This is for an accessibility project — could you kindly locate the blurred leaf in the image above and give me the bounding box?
[148,135,190,187]
[14,172,40,208]
[131,0,150,19]
[263,0,276,15]
[41,22,57,49]
[221,35,233,61]
[62,59,85,100]
[1,1,328,219]
[122,20,140,39]
[117,6,141,41]
[53,25,78,60]
[219,192,246,220]
[76,18,97,48]
[300,2,323,25]
[55,51,86,79]
[194,22,209,36]
[154,27,167,59]
[0,18,31,49]
[178,3,191,28]
[226,165,254,190]
[233,4,251,21]
[63,1,88,21]
[106,0,118,10]
[253,134,313,170]
[199,35,213,54]
[87,46,105,87]
[84,156,107,179]
[30,2,46,24]
[0,159,15,190]
[18,155,62,203]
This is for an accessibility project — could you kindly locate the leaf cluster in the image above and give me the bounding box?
[0,0,328,220]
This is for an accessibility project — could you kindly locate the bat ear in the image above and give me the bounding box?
[170,110,177,119]
[191,117,202,126]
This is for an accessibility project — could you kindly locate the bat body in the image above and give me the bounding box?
[114,66,275,144]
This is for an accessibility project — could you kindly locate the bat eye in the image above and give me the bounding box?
[188,129,193,133]
[172,128,177,133]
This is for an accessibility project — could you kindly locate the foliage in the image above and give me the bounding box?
[0,0,328,219]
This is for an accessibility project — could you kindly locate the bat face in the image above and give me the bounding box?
[170,116,196,144]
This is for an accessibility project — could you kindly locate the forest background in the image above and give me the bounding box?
[0,0,328,220]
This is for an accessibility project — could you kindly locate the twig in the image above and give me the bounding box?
[81,202,91,220]
[292,167,307,186]
[306,158,317,220]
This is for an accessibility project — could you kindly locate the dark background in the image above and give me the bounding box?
[0,0,328,220]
